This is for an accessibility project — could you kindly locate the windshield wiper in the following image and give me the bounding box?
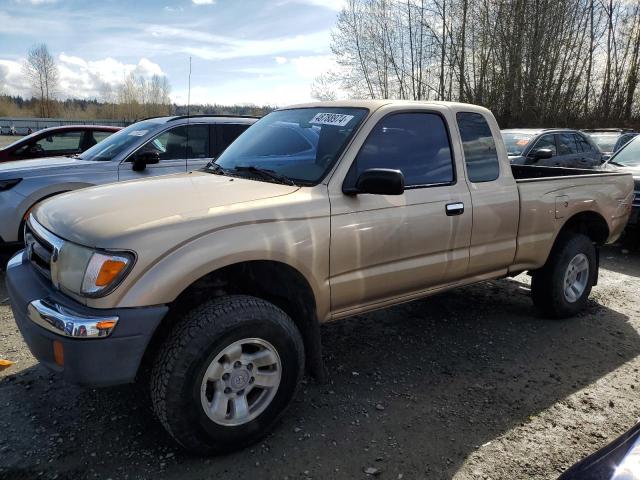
[232,166,297,186]
[605,160,625,167]
[204,161,227,175]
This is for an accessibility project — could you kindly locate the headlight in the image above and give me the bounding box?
[56,242,134,297]
[81,251,133,296]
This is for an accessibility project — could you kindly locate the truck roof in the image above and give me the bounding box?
[282,99,493,114]
[501,128,580,134]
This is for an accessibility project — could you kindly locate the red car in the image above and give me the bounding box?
[0,125,121,162]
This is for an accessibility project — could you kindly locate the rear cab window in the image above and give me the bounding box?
[456,112,500,182]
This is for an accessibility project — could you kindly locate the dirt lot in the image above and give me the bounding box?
[1,243,639,480]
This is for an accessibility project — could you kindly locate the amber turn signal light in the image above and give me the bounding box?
[95,260,127,287]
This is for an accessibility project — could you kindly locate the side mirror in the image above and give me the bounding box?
[132,151,160,171]
[529,148,553,160]
[345,168,405,195]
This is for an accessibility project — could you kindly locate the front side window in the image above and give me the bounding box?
[533,134,557,156]
[138,124,210,160]
[215,107,367,185]
[457,112,500,182]
[33,131,82,153]
[347,112,454,188]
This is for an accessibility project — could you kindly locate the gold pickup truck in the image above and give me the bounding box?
[6,100,634,454]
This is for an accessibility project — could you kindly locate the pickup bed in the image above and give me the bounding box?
[6,100,634,454]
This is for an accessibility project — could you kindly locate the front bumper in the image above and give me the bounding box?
[5,250,168,386]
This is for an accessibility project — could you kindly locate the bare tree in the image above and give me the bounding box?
[23,44,59,117]
[324,0,640,127]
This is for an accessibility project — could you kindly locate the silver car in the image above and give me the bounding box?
[0,115,257,248]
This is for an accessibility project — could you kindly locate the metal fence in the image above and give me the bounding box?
[0,117,131,135]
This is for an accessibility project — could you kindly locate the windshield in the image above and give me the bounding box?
[78,120,160,161]
[215,107,368,184]
[609,135,640,167]
[501,132,533,156]
[589,134,618,152]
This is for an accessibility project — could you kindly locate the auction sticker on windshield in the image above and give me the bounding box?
[128,130,148,137]
[310,113,355,127]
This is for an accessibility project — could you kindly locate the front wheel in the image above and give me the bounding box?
[150,295,305,454]
[531,233,597,319]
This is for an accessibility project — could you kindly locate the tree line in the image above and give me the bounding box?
[317,0,640,128]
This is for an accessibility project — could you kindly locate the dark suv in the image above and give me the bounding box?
[501,128,603,168]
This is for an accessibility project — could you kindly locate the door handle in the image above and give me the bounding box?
[446,202,465,216]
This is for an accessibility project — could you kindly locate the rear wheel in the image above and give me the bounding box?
[531,233,597,318]
[150,295,305,454]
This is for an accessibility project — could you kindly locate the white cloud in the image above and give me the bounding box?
[277,0,346,11]
[145,26,331,61]
[14,0,58,4]
[290,55,335,79]
[275,56,288,65]
[0,54,168,100]
[0,59,29,97]
[192,0,215,4]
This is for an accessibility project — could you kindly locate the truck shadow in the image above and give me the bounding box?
[0,277,638,479]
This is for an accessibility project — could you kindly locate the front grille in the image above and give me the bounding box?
[634,179,640,208]
[24,223,54,279]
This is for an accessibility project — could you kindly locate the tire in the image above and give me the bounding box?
[150,295,305,454]
[531,233,597,319]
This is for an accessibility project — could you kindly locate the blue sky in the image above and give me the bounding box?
[0,0,344,106]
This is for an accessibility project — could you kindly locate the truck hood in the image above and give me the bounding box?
[34,171,300,247]
[0,156,94,178]
[603,163,640,177]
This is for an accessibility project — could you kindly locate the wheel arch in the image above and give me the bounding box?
[141,260,327,382]
[556,210,609,246]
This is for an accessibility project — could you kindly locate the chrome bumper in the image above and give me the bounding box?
[27,299,119,338]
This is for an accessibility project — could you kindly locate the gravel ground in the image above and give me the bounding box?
[1,242,639,480]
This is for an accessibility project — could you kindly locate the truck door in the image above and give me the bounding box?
[456,112,519,277]
[329,110,472,314]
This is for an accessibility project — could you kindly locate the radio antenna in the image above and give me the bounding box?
[187,56,192,118]
[186,56,192,166]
